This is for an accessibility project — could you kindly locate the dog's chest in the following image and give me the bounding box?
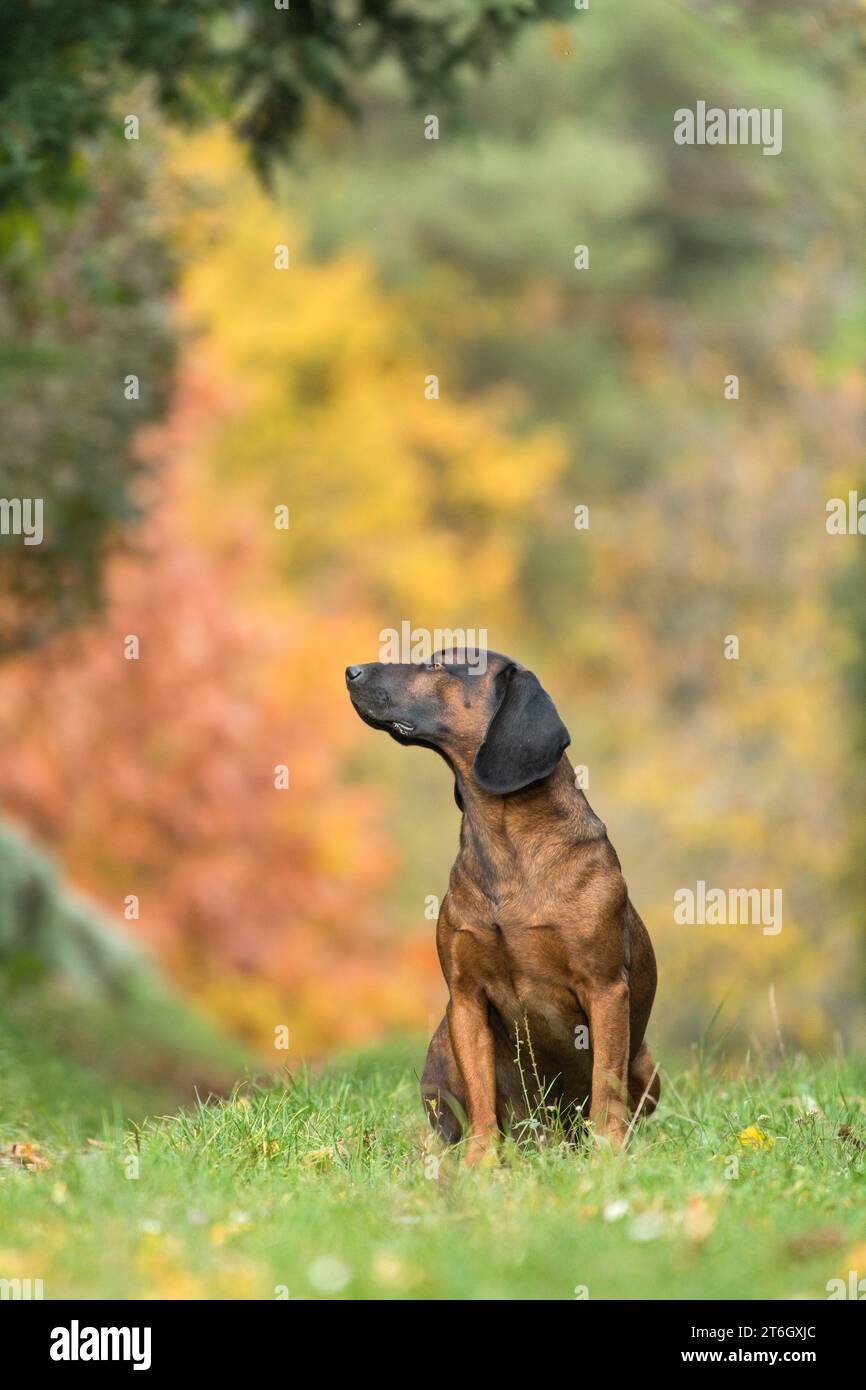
[449,853,597,1045]
[468,916,583,1045]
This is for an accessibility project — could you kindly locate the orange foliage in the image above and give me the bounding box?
[0,359,441,1053]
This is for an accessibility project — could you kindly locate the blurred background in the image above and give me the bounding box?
[1,1,865,1123]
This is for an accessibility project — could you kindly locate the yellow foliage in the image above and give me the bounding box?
[160,127,566,626]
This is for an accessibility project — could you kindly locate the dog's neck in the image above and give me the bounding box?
[454,755,606,870]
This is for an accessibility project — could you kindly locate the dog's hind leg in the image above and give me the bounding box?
[421,1015,466,1146]
[628,1040,660,1119]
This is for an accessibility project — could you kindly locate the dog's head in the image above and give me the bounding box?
[345,648,570,797]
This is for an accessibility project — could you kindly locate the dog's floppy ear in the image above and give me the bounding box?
[473,664,570,795]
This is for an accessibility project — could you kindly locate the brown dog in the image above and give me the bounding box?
[346,648,659,1164]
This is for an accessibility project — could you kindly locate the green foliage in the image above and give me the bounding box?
[0,0,573,209]
[0,1039,863,1298]
[0,1,206,209]
[293,0,866,476]
[0,136,174,653]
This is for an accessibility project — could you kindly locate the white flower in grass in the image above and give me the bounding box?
[629,1211,665,1242]
[308,1256,351,1293]
[602,1199,629,1223]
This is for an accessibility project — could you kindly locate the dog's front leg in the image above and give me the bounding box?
[587,979,631,1148]
[447,988,498,1166]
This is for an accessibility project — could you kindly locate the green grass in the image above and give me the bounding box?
[0,982,254,1144]
[1,1035,865,1300]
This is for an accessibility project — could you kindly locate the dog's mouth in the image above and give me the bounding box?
[348,695,416,739]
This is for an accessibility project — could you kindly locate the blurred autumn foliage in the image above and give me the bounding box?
[0,125,565,1053]
[0,438,405,1052]
[1,2,866,1060]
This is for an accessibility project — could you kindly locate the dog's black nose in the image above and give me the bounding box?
[345,665,364,683]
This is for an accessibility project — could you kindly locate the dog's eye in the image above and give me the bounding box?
[432,661,443,671]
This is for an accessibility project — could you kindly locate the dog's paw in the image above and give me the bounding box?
[463,1136,500,1169]
[590,1125,628,1157]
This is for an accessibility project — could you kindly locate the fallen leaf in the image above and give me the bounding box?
[785,1227,846,1260]
[682,1195,718,1244]
[301,1144,346,1167]
[0,1142,50,1171]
